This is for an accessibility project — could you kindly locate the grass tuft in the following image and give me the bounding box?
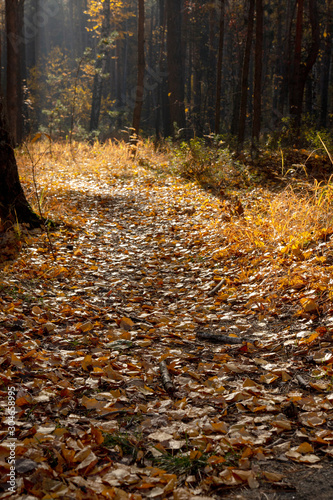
[153,450,209,477]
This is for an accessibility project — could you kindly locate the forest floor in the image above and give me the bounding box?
[1,140,333,499]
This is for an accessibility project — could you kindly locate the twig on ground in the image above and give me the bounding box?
[196,329,250,344]
[159,360,175,395]
[296,374,309,389]
[207,279,225,296]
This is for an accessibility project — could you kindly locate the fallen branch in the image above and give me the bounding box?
[196,330,248,344]
[296,374,309,389]
[207,279,225,296]
[159,360,175,395]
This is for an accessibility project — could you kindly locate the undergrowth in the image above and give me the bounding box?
[217,182,333,258]
[153,450,209,478]
[16,137,333,264]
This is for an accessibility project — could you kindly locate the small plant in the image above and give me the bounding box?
[153,449,209,477]
[173,138,216,182]
[44,446,58,468]
[103,432,142,461]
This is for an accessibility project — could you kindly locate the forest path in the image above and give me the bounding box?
[1,154,333,499]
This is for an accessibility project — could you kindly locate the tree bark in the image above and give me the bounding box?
[193,43,202,136]
[166,0,186,134]
[207,4,216,131]
[252,0,263,149]
[289,0,320,140]
[320,1,332,128]
[6,0,24,145]
[0,96,40,228]
[157,0,171,138]
[215,0,225,134]
[132,0,145,138]
[237,0,255,145]
[89,0,111,134]
[289,0,304,134]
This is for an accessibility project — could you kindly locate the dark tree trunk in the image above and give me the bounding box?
[0,97,40,227]
[89,0,110,133]
[320,1,332,128]
[6,0,24,145]
[166,0,186,134]
[132,0,145,138]
[215,0,225,134]
[278,0,294,114]
[193,44,202,135]
[156,0,171,137]
[207,4,216,131]
[289,0,320,140]
[237,0,255,145]
[289,0,304,134]
[252,0,263,149]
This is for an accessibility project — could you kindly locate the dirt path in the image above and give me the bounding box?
[1,164,333,499]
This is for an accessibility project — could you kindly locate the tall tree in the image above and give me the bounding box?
[89,0,111,134]
[252,0,263,148]
[319,0,332,128]
[215,0,225,134]
[6,0,24,144]
[0,96,40,227]
[166,0,186,134]
[157,0,171,137]
[132,0,145,138]
[237,0,255,145]
[207,3,217,131]
[289,0,320,139]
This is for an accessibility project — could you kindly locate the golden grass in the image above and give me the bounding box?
[219,184,333,257]
[16,139,333,259]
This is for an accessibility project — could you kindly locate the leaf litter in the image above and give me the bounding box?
[1,141,333,499]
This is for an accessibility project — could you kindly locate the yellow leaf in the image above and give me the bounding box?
[11,353,24,368]
[31,132,42,143]
[82,354,93,370]
[259,373,279,384]
[271,419,292,430]
[91,426,104,445]
[211,422,228,433]
[32,306,43,316]
[81,321,93,332]
[263,471,285,482]
[119,317,134,331]
[81,396,105,409]
[297,442,314,454]
[305,332,320,343]
[300,298,318,313]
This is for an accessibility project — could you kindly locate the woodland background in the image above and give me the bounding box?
[1,0,332,150]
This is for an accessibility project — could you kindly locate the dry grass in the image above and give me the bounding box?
[17,139,333,257]
[16,139,171,223]
[218,184,333,257]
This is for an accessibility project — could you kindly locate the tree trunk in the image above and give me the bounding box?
[193,44,202,136]
[132,0,145,138]
[252,0,263,149]
[237,0,255,145]
[0,96,40,227]
[6,0,23,145]
[289,0,304,135]
[89,0,110,134]
[166,0,186,134]
[215,0,225,134]
[320,1,332,128]
[207,4,216,131]
[156,0,171,138]
[277,0,294,115]
[289,0,320,140]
